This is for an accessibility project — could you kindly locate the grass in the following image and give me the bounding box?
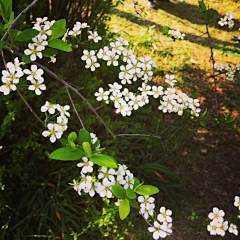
[105,0,240,239]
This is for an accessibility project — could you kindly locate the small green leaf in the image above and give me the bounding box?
[119,199,130,220]
[198,1,206,11]
[60,139,68,145]
[226,117,235,123]
[190,93,198,98]
[112,185,126,199]
[0,22,4,30]
[8,29,21,40]
[208,8,218,16]
[202,108,207,118]
[129,200,137,208]
[135,185,159,195]
[49,147,85,160]
[198,119,206,127]
[68,132,77,142]
[0,40,6,51]
[163,26,169,35]
[42,48,58,57]
[90,154,118,168]
[50,19,66,30]
[51,26,66,39]
[82,142,92,158]
[48,39,72,52]
[78,129,91,144]
[126,188,136,199]
[133,177,141,191]
[22,54,31,64]
[15,29,39,42]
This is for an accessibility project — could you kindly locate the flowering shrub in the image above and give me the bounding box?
[0,0,239,239]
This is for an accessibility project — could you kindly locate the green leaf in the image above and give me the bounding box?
[89,154,118,168]
[49,147,85,160]
[0,0,12,23]
[82,142,92,158]
[42,48,58,57]
[198,119,206,127]
[119,199,130,220]
[15,29,39,42]
[208,8,218,16]
[48,39,72,52]
[112,185,126,199]
[126,188,136,199]
[198,1,206,11]
[60,139,68,145]
[133,177,141,191]
[202,108,207,118]
[50,19,66,30]
[163,26,169,35]
[135,185,159,195]
[8,29,21,40]
[190,93,198,98]
[0,40,6,51]
[129,200,137,208]
[68,132,77,142]
[78,129,91,144]
[0,22,4,29]
[22,54,31,64]
[226,117,235,123]
[51,26,66,39]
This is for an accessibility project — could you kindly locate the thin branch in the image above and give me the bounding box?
[4,46,116,139]
[1,0,41,41]
[202,0,219,116]
[107,121,167,158]
[132,0,142,17]
[65,86,85,129]
[16,88,45,126]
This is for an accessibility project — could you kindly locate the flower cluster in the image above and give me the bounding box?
[23,64,46,95]
[0,57,47,96]
[68,133,173,239]
[207,199,239,237]
[148,207,173,239]
[78,32,200,118]
[167,28,185,44]
[159,75,201,117]
[72,148,135,198]
[215,63,240,81]
[41,101,70,142]
[218,13,234,29]
[24,17,53,61]
[0,58,24,95]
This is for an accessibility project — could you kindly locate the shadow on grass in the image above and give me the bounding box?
[111,8,240,54]
[154,0,240,31]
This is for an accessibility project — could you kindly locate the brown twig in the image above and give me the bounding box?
[16,88,45,126]
[107,121,167,159]
[202,0,219,116]
[65,86,85,129]
[4,46,116,139]
[132,0,142,17]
